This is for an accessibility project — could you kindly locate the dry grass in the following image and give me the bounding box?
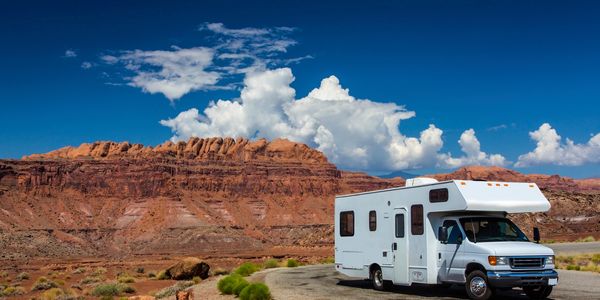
[556,253,600,273]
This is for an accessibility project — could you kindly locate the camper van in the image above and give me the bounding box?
[334,178,558,300]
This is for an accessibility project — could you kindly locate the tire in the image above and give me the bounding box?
[465,270,493,300]
[371,267,385,291]
[524,286,553,299]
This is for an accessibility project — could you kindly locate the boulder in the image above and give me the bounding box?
[166,257,210,280]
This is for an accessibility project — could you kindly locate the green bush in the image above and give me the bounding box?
[239,283,271,300]
[16,272,29,281]
[153,281,194,299]
[31,276,59,291]
[263,259,279,269]
[286,259,299,268]
[234,262,260,277]
[566,264,581,271]
[233,279,250,296]
[80,275,102,285]
[217,274,247,295]
[92,284,120,297]
[192,276,202,284]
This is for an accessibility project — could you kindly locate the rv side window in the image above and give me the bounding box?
[340,211,354,236]
[429,188,449,203]
[369,211,377,231]
[411,205,424,235]
[395,214,405,237]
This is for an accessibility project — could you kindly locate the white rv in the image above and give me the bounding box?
[334,178,558,300]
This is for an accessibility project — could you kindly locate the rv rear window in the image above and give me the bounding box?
[369,211,377,231]
[411,205,424,235]
[340,211,354,236]
[429,188,449,203]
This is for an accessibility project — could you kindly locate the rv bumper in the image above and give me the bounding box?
[486,270,558,288]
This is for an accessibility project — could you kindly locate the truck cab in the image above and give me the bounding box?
[436,214,557,300]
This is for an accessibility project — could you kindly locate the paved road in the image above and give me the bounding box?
[264,265,600,300]
[545,242,600,255]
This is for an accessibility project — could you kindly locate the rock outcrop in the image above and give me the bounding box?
[166,257,210,280]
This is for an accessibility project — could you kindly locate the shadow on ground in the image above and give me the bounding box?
[337,279,548,299]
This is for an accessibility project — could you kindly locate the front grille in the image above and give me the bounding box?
[510,257,544,269]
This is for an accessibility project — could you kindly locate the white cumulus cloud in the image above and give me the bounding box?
[438,129,508,168]
[160,67,505,171]
[64,49,77,58]
[515,123,600,167]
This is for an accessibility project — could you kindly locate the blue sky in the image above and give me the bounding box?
[1,0,599,177]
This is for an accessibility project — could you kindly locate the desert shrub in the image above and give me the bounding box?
[32,276,59,291]
[234,262,260,277]
[79,276,102,285]
[577,236,596,243]
[153,281,194,299]
[239,283,271,300]
[41,287,65,300]
[117,274,135,284]
[0,271,7,278]
[3,286,26,296]
[212,268,229,276]
[135,267,145,274]
[92,284,120,297]
[156,270,169,280]
[91,267,107,277]
[192,276,201,284]
[263,259,279,269]
[592,254,600,264]
[566,264,581,271]
[319,257,335,264]
[286,259,299,268]
[147,271,156,278]
[118,284,136,294]
[72,267,86,275]
[15,272,29,281]
[217,274,246,295]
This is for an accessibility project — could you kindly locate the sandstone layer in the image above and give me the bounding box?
[1,139,598,260]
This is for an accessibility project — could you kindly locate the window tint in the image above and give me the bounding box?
[442,220,462,244]
[429,188,449,203]
[395,214,405,238]
[411,205,424,235]
[340,211,354,236]
[369,210,377,231]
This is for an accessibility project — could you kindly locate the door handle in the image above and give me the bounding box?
[392,242,397,251]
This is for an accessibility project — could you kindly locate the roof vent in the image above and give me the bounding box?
[405,177,439,187]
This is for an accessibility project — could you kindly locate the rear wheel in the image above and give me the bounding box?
[524,286,553,299]
[371,267,384,291]
[465,270,493,300]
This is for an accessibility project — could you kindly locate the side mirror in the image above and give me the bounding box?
[457,235,463,245]
[533,227,540,243]
[438,226,448,243]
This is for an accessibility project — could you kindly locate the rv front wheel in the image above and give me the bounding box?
[371,267,384,291]
[465,270,493,300]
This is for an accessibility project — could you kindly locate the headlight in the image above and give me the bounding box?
[546,255,555,265]
[488,256,509,266]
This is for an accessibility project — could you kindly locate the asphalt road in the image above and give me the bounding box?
[264,265,600,300]
[546,242,600,255]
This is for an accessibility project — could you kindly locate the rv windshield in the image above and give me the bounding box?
[459,217,529,243]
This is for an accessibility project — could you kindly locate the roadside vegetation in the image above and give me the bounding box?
[575,236,596,243]
[286,259,299,268]
[556,253,600,273]
[153,281,194,299]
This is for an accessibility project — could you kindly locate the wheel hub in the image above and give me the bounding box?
[374,270,383,286]
[470,276,487,296]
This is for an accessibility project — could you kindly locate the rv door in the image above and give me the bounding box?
[393,208,410,285]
